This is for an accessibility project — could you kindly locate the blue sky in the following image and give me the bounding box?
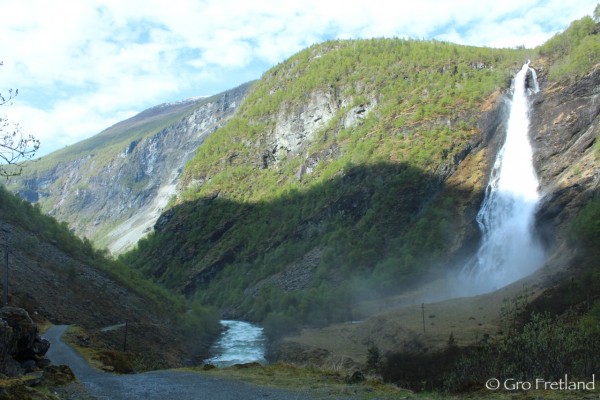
[0,0,597,156]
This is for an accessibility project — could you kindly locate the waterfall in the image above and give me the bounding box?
[460,62,545,296]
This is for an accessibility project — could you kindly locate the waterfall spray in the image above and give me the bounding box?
[460,62,545,295]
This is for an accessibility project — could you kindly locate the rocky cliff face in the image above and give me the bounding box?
[13,83,251,253]
[268,90,376,166]
[532,64,600,246]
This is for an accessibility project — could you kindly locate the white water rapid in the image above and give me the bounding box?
[460,62,545,295]
[207,320,266,367]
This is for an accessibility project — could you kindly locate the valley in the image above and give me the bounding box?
[1,11,599,399]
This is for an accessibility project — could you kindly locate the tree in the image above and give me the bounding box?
[595,3,600,22]
[1,61,40,177]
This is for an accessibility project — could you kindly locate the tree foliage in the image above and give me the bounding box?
[570,197,600,258]
[537,16,600,82]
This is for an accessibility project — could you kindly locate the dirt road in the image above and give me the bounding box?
[44,325,307,399]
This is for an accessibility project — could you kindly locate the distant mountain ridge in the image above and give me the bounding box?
[8,82,252,253]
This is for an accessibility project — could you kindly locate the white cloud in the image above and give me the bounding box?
[0,0,597,156]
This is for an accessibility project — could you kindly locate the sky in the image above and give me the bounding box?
[0,0,597,156]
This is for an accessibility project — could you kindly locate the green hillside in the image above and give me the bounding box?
[120,16,599,334]
[179,39,523,199]
[120,38,531,327]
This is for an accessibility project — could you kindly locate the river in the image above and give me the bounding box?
[207,320,267,367]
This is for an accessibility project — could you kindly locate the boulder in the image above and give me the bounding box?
[345,370,366,384]
[43,364,75,386]
[0,307,50,376]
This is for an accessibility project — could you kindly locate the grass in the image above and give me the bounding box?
[62,325,106,371]
[192,362,600,399]
[195,362,411,399]
[283,276,544,366]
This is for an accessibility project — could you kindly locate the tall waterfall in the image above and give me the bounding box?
[460,62,545,295]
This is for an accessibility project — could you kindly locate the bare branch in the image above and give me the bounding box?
[0,62,39,177]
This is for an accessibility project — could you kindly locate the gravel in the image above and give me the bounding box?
[44,325,311,400]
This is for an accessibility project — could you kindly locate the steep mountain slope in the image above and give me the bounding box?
[124,18,599,338]
[260,16,600,371]
[121,38,533,324]
[0,186,220,370]
[9,83,251,253]
[278,49,600,368]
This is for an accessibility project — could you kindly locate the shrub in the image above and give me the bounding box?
[444,313,600,391]
[570,197,600,256]
[263,312,301,341]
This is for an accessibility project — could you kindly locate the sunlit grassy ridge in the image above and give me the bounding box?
[538,15,600,82]
[179,38,526,203]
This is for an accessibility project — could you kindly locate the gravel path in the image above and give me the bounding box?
[44,325,309,400]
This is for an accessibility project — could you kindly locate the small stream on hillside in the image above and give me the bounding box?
[206,320,267,367]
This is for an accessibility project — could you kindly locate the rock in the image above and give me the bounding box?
[43,364,75,386]
[231,362,262,369]
[35,358,51,369]
[0,318,15,357]
[23,371,44,386]
[2,358,23,377]
[31,338,50,357]
[271,90,375,164]
[0,307,50,361]
[345,370,366,384]
[20,360,37,373]
[0,307,52,377]
[531,67,600,244]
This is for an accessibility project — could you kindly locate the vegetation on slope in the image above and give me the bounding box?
[538,15,600,82]
[0,185,104,263]
[0,184,220,359]
[369,18,600,393]
[374,193,600,393]
[121,38,530,330]
[180,39,525,201]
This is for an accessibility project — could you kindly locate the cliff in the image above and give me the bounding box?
[533,64,600,245]
[9,83,251,253]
